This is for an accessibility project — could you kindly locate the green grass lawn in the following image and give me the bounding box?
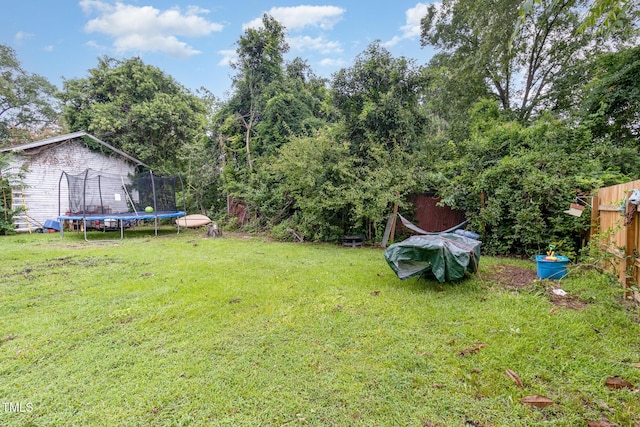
[1,228,639,426]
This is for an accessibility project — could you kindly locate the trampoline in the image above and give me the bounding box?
[57,169,186,241]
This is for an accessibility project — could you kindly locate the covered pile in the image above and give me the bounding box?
[384,233,481,282]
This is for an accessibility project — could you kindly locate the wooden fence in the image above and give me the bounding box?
[591,180,640,302]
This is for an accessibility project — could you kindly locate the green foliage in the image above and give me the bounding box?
[255,59,334,156]
[438,101,614,255]
[420,61,492,143]
[579,45,640,146]
[0,153,23,235]
[421,0,614,122]
[269,129,354,241]
[0,175,14,234]
[213,15,337,229]
[60,56,208,174]
[0,44,60,145]
[209,12,622,252]
[577,224,625,284]
[232,14,288,92]
[242,44,431,242]
[578,0,639,36]
[220,14,290,172]
[331,42,429,153]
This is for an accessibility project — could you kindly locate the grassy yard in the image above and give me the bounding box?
[1,228,639,426]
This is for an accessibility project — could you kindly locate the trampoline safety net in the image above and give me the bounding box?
[59,169,182,216]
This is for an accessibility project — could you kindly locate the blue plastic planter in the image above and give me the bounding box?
[535,255,569,280]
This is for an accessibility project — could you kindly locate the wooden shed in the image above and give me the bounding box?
[408,194,467,233]
[0,131,148,233]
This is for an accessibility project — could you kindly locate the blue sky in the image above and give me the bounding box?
[1,0,437,99]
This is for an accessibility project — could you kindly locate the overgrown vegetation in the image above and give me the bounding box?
[0,232,638,426]
[0,173,13,234]
[0,45,60,145]
[58,56,209,175]
[0,153,22,235]
[1,1,639,255]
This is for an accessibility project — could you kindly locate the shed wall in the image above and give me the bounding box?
[409,195,467,233]
[4,141,136,232]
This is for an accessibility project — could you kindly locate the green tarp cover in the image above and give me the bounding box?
[384,233,481,282]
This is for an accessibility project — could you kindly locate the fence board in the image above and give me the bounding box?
[593,180,640,302]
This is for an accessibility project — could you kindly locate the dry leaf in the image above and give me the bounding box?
[631,363,640,369]
[505,369,524,388]
[458,348,478,356]
[586,420,615,427]
[458,343,488,357]
[605,376,635,390]
[520,395,554,408]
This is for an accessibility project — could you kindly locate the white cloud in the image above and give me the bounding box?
[80,0,223,58]
[43,45,54,52]
[113,34,200,57]
[14,31,34,42]
[85,40,105,50]
[318,57,345,68]
[243,5,345,31]
[80,0,112,14]
[288,36,343,55]
[218,49,236,66]
[383,2,432,47]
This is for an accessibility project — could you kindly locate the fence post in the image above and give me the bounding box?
[624,191,637,300]
[590,193,599,238]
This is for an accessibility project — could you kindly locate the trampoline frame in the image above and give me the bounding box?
[57,169,187,241]
[57,211,186,241]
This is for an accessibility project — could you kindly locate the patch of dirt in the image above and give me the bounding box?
[484,264,538,289]
[485,264,588,310]
[547,287,589,310]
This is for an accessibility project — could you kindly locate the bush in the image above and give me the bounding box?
[438,102,608,255]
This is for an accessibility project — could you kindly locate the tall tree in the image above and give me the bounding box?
[420,0,609,121]
[213,15,338,228]
[226,14,289,170]
[328,42,430,238]
[255,58,334,155]
[60,56,207,173]
[332,42,429,154]
[0,44,60,145]
[578,45,640,147]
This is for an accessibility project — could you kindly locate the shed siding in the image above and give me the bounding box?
[409,195,467,233]
[6,141,136,232]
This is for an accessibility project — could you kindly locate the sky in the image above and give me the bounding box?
[1,0,437,99]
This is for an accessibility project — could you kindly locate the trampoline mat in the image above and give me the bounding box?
[58,211,186,221]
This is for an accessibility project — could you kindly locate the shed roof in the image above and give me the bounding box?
[0,130,149,168]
